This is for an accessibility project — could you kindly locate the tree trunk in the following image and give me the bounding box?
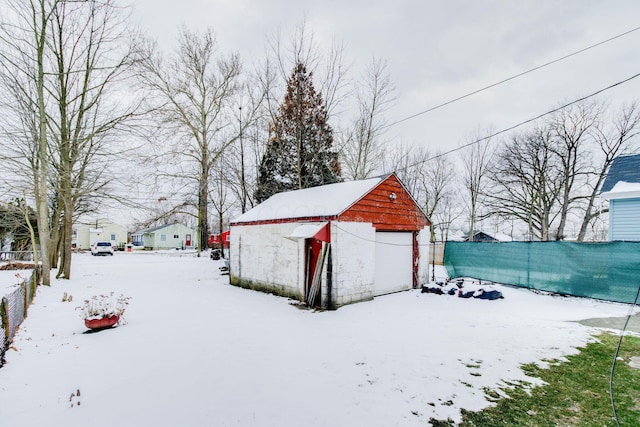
[218,210,224,258]
[48,201,61,269]
[35,0,51,286]
[577,176,606,241]
[56,204,73,279]
[555,190,570,240]
[198,176,209,254]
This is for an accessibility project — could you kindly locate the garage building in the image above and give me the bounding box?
[229,173,431,309]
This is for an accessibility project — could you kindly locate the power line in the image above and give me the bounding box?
[390,71,640,174]
[332,223,429,247]
[385,25,640,129]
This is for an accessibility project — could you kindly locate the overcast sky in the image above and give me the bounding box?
[130,0,640,153]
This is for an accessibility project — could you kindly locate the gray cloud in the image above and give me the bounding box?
[132,0,640,150]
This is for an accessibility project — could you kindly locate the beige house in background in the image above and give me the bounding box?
[73,220,128,250]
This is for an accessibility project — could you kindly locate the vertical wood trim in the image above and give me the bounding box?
[412,231,419,288]
[326,244,333,310]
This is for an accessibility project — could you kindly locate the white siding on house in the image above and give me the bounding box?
[74,221,127,249]
[610,198,640,241]
[141,223,196,250]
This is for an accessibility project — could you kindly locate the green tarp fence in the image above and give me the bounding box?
[443,241,640,304]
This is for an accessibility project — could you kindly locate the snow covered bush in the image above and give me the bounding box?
[77,292,131,321]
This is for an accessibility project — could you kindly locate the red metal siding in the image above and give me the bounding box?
[338,175,430,231]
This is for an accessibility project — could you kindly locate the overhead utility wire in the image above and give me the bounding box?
[391,71,640,174]
[385,25,640,129]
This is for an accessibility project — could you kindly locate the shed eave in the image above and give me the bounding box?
[286,222,330,242]
[231,215,339,227]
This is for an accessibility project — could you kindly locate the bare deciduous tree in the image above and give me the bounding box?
[225,68,272,214]
[549,101,603,240]
[431,193,462,242]
[139,27,241,253]
[459,133,496,240]
[383,141,424,200]
[0,0,55,284]
[47,0,142,278]
[576,101,640,240]
[487,127,563,241]
[209,155,234,257]
[340,58,395,180]
[0,0,140,281]
[0,199,37,253]
[384,144,457,240]
[267,19,349,121]
[485,101,640,242]
[421,153,457,236]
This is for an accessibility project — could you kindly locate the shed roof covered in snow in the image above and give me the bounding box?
[232,176,384,223]
[232,173,430,231]
[601,154,640,200]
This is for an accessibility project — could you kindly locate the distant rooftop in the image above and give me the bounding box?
[133,222,191,235]
[601,154,640,193]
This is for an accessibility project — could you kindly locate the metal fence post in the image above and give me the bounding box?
[0,297,8,353]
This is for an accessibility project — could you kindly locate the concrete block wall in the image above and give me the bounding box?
[230,223,304,299]
[331,222,375,307]
[230,220,426,308]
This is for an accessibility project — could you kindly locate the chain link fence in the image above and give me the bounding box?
[1,267,41,365]
[0,251,36,262]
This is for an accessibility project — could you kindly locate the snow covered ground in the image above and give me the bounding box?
[1,266,34,292]
[0,252,636,426]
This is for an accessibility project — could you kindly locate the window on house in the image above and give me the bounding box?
[160,234,167,241]
[173,234,179,239]
[111,233,116,241]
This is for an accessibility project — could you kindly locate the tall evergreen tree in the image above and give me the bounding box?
[255,63,341,202]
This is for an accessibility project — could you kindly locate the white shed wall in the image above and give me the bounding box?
[331,221,376,306]
[230,220,429,308]
[230,223,305,299]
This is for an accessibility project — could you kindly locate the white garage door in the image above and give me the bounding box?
[374,232,413,296]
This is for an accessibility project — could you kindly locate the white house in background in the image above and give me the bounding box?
[73,220,127,250]
[229,173,431,309]
[131,223,196,250]
[600,153,640,241]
